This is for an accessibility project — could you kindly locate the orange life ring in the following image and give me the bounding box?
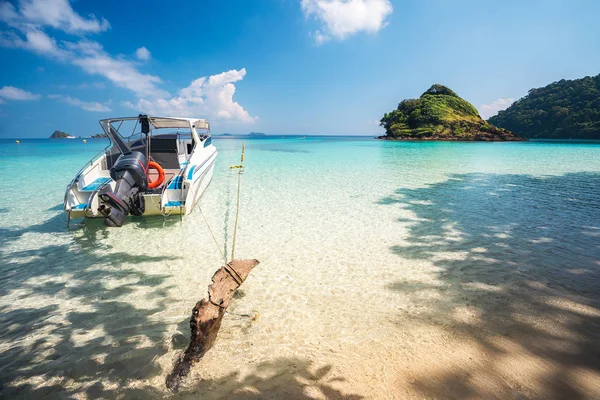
[147,161,165,189]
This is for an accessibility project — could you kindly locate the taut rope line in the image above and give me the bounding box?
[230,143,245,261]
[196,143,245,264]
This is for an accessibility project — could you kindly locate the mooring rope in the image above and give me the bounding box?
[196,143,245,266]
[230,143,245,261]
[231,168,242,260]
[199,205,227,265]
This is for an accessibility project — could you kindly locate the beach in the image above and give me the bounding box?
[1,137,599,399]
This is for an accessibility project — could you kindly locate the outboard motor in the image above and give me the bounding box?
[98,151,148,227]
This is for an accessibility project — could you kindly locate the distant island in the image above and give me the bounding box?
[379,84,525,141]
[248,132,266,136]
[50,130,75,139]
[489,74,600,139]
[49,131,108,139]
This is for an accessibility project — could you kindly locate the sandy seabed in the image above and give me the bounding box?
[1,139,599,399]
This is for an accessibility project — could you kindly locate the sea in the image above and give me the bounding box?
[0,136,599,398]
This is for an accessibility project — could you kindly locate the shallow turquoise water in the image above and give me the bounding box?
[0,137,599,397]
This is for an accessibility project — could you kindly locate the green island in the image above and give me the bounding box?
[379,84,525,141]
[49,130,75,139]
[489,74,600,139]
[49,131,109,139]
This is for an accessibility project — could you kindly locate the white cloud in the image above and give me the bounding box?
[0,1,157,96]
[0,1,255,123]
[25,28,66,56]
[67,41,168,98]
[479,98,514,119]
[49,94,111,112]
[0,29,166,97]
[0,86,40,100]
[0,2,19,23]
[301,0,392,43]
[135,46,151,61]
[124,68,256,123]
[0,28,66,57]
[1,0,109,34]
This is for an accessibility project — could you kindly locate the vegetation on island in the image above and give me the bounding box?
[49,130,73,138]
[488,74,600,139]
[379,84,525,141]
[50,130,109,139]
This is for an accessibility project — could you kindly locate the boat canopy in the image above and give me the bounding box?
[100,116,210,130]
[149,117,210,130]
[99,115,211,154]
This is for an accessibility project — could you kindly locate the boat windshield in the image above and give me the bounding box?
[100,116,210,156]
[99,117,211,170]
[107,119,195,143]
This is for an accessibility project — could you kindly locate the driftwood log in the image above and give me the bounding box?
[166,259,259,392]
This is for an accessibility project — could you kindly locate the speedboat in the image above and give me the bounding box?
[64,115,218,227]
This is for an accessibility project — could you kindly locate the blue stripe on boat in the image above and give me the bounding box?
[72,203,87,210]
[81,177,110,192]
[168,176,183,189]
[187,165,196,180]
[164,201,185,207]
[187,151,217,180]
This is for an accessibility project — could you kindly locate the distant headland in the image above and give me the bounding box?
[379,84,525,141]
[488,74,600,139]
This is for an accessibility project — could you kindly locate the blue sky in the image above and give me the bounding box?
[0,0,599,138]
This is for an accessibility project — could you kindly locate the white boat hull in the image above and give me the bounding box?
[64,121,218,223]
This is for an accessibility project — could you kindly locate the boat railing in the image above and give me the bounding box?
[64,143,111,207]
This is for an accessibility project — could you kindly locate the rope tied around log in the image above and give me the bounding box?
[224,262,244,286]
[166,144,257,393]
[207,298,224,308]
[166,259,259,392]
[207,263,244,308]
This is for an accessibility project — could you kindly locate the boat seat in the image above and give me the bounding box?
[81,177,111,192]
[164,201,185,207]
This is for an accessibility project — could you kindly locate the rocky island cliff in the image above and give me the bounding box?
[379,84,525,141]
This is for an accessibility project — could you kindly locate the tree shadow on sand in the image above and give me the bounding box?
[1,212,359,399]
[176,358,362,400]
[380,172,600,399]
[0,212,182,398]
